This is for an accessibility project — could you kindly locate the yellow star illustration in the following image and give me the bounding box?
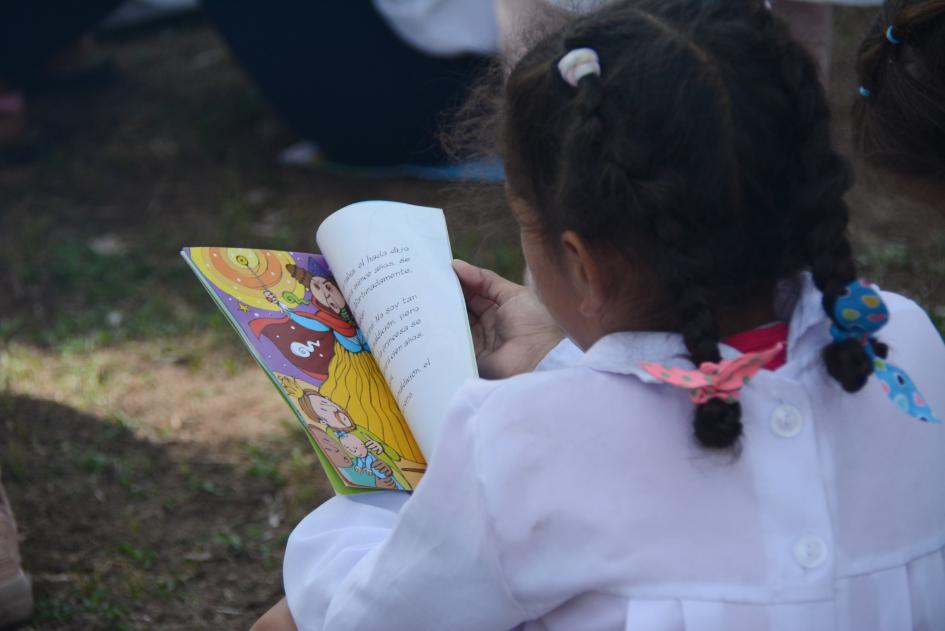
[238,303,249,313]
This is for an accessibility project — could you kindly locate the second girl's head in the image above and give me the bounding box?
[499,0,876,449]
[853,0,945,205]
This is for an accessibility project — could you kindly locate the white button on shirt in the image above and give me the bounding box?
[283,275,945,631]
[793,535,829,569]
[771,403,804,437]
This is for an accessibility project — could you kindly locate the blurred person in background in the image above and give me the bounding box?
[770,0,882,82]
[201,0,498,173]
[852,0,945,212]
[0,3,125,623]
[0,0,125,147]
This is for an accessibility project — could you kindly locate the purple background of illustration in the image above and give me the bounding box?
[192,249,335,391]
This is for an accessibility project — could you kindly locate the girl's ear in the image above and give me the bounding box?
[560,230,608,317]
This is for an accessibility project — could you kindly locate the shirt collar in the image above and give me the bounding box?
[576,273,827,382]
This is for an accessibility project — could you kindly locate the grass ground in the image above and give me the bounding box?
[0,9,942,631]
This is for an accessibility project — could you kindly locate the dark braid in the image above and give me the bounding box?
[565,6,747,446]
[753,6,889,389]
[853,0,945,178]
[499,0,873,449]
[720,4,892,390]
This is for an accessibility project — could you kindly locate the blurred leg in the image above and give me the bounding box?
[770,0,834,84]
[0,0,124,84]
[201,0,486,166]
[0,470,32,629]
[0,86,26,145]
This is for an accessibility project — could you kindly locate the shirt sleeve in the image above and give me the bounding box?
[283,492,410,630]
[283,388,531,631]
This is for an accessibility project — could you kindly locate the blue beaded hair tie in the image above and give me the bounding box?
[830,280,941,423]
[886,25,902,44]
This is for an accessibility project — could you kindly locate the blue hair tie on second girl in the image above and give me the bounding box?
[858,26,900,97]
[886,25,902,45]
[830,280,941,423]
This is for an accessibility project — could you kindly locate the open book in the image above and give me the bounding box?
[181,201,478,494]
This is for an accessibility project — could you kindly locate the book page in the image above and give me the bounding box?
[181,247,426,494]
[316,201,478,458]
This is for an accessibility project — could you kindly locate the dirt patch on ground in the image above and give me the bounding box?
[2,393,329,630]
[4,341,297,445]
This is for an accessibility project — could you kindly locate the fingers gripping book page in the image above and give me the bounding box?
[316,201,478,458]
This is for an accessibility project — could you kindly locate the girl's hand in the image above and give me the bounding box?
[453,259,564,379]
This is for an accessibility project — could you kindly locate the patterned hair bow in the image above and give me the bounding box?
[642,342,785,405]
[831,280,941,424]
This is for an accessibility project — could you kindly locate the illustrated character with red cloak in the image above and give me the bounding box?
[249,257,368,381]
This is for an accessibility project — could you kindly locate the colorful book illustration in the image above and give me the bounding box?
[182,201,478,495]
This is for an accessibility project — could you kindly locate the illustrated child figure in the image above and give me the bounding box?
[852,0,945,213]
[252,2,945,630]
[304,423,387,489]
[336,431,403,490]
[336,431,374,474]
[297,389,422,490]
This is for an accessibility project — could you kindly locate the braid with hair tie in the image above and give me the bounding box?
[744,3,885,391]
[564,10,747,448]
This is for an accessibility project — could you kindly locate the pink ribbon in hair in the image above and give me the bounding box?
[641,342,785,405]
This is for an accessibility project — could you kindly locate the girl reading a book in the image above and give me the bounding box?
[252,2,945,629]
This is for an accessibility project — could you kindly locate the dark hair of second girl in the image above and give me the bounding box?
[853,0,945,179]
[498,0,885,449]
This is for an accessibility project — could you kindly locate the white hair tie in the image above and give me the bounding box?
[557,48,601,87]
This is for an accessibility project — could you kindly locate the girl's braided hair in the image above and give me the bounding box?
[853,0,945,178]
[500,0,879,449]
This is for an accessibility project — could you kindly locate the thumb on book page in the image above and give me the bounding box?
[452,259,524,317]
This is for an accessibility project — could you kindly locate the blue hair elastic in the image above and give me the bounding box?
[858,86,872,97]
[886,25,902,44]
[830,280,942,424]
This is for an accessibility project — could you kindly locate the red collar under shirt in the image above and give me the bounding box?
[721,322,789,370]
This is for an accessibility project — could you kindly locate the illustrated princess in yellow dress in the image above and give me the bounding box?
[273,258,424,465]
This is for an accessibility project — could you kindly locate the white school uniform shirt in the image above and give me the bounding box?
[372,0,498,56]
[535,0,882,10]
[284,274,945,631]
[780,0,881,4]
